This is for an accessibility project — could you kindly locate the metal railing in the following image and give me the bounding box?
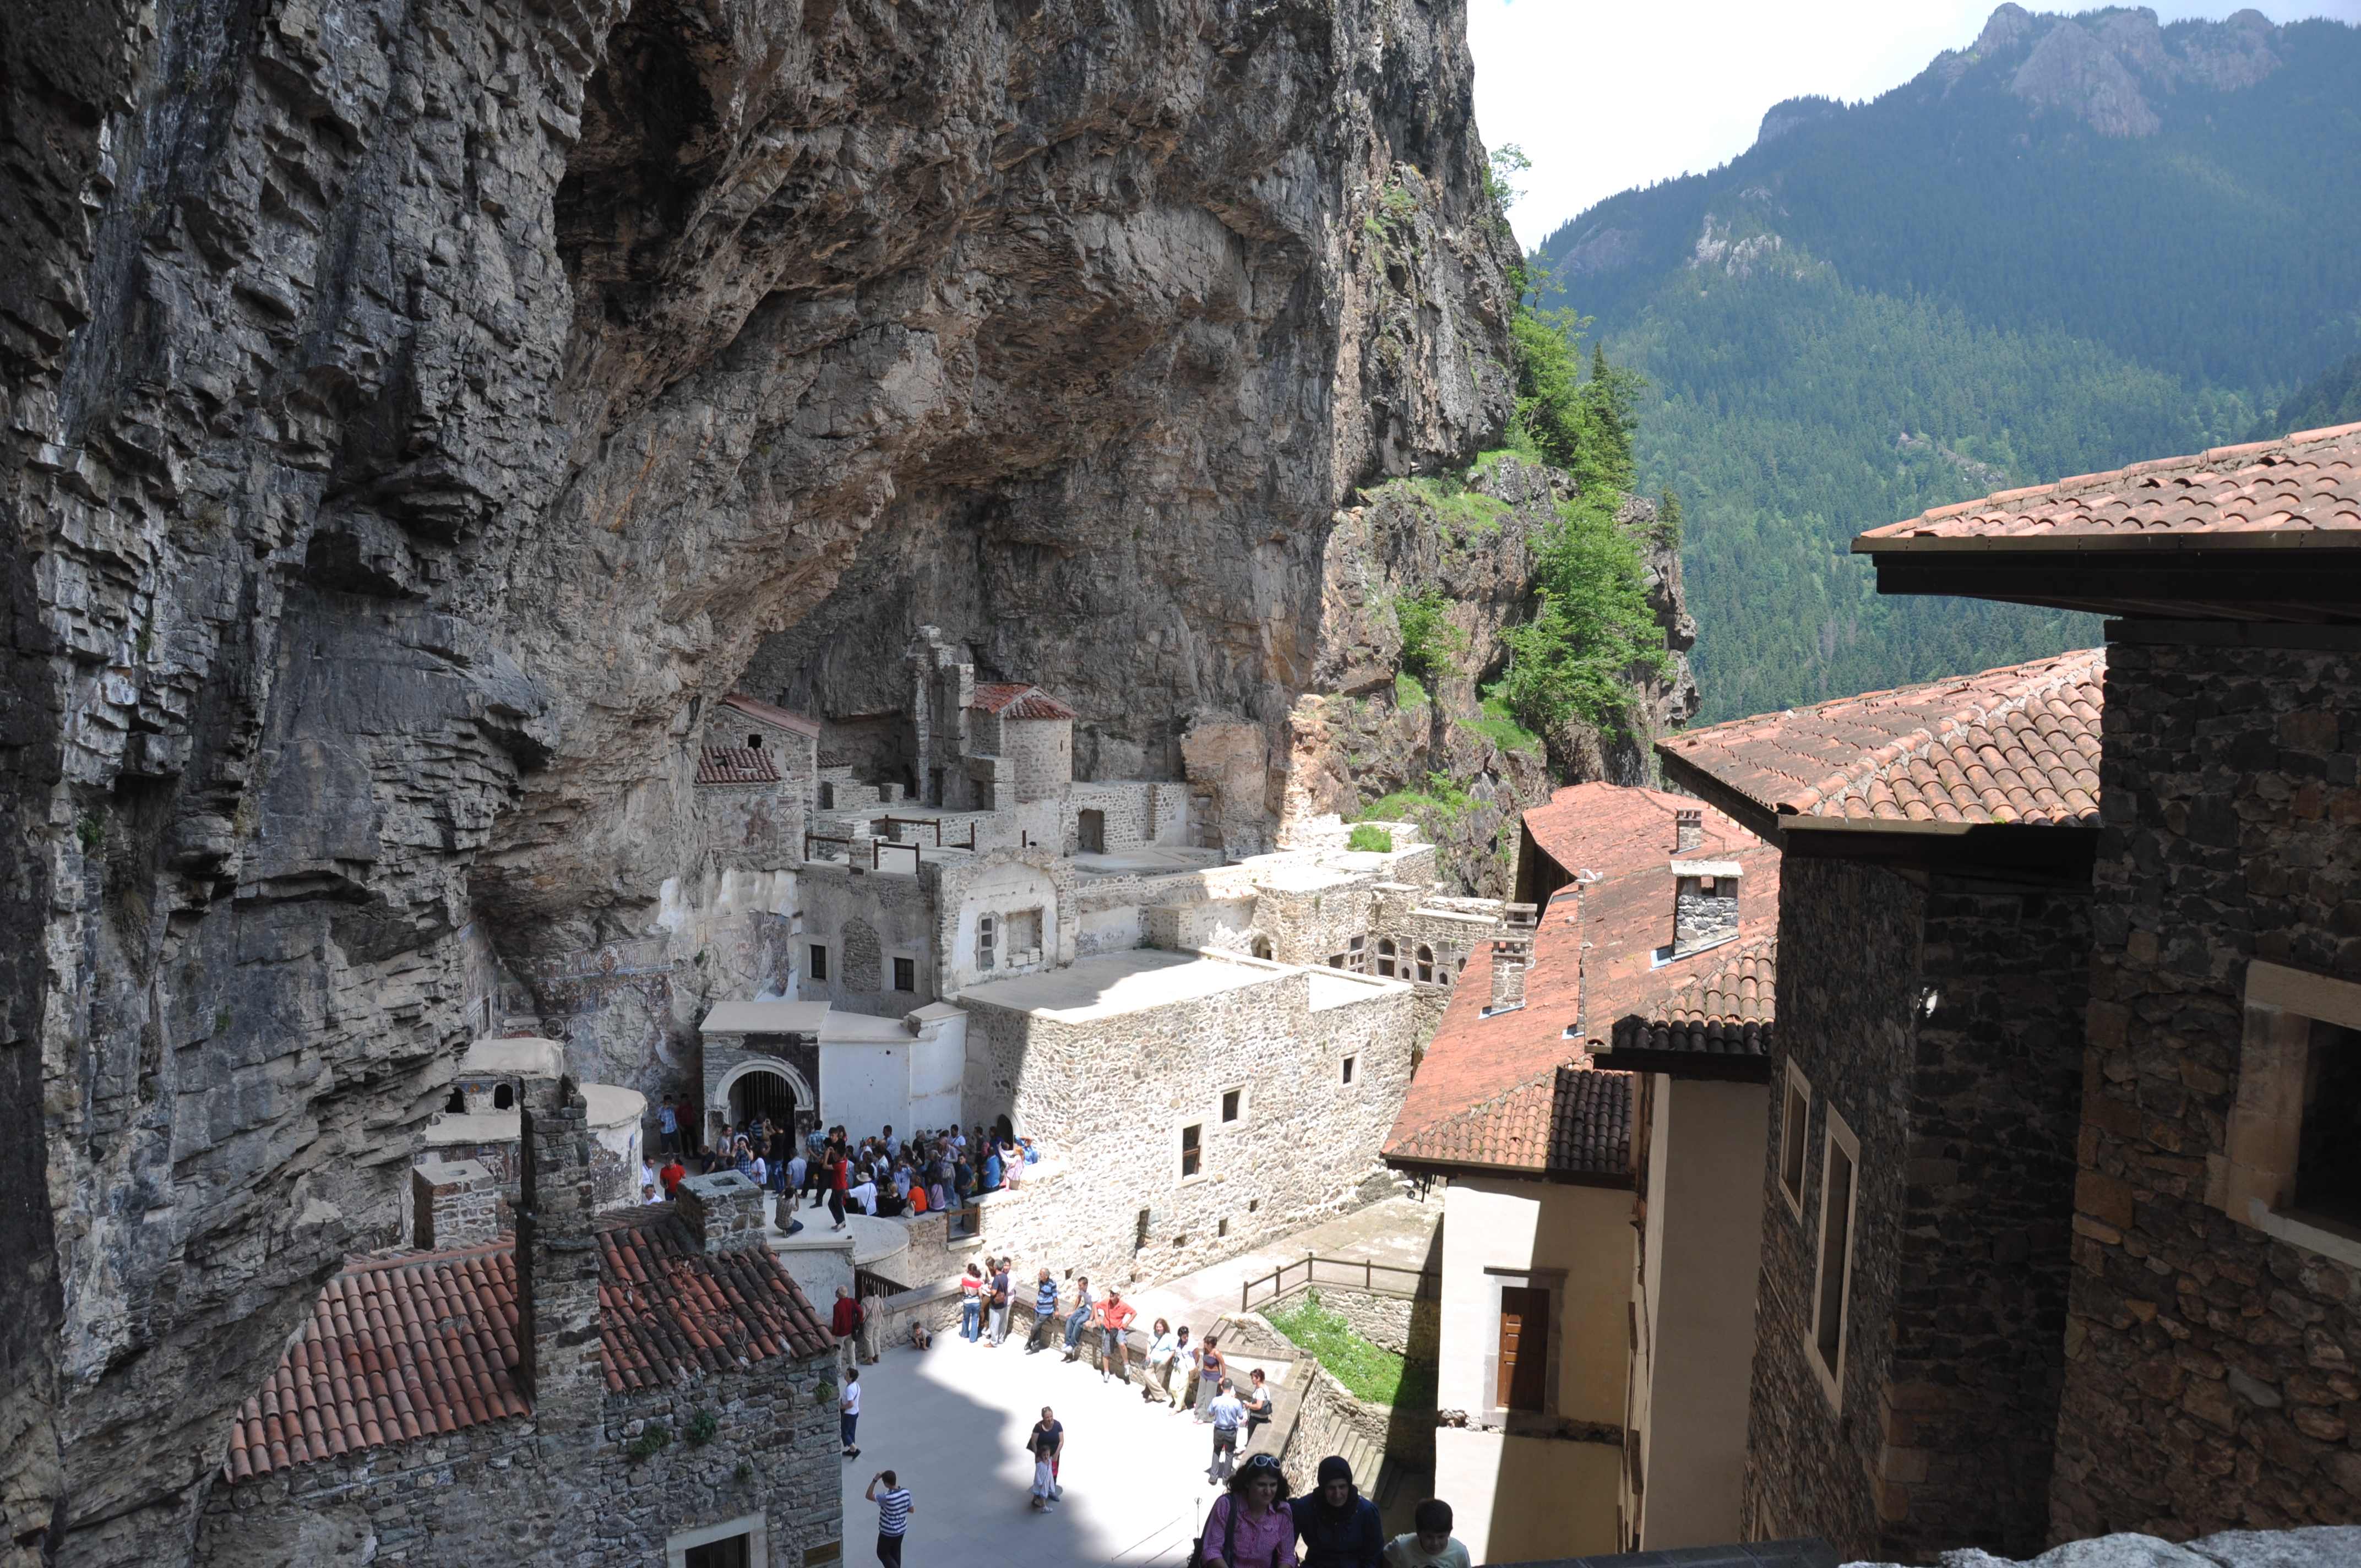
[881,815,977,850]
[802,830,927,873]
[1240,1252,1441,1315]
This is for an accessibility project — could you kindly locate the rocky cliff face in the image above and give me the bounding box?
[1282,455,1696,897]
[0,0,1518,1561]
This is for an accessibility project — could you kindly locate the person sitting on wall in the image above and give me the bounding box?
[982,1144,1003,1194]
[848,1169,879,1217]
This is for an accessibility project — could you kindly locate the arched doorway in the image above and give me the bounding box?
[715,1060,814,1139]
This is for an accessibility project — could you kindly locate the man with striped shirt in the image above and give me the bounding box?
[863,1472,912,1568]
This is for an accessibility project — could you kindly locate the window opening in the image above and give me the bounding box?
[1498,1285,1551,1411]
[1006,908,1042,960]
[1180,1123,1202,1179]
[1349,934,1367,974]
[445,1087,465,1114]
[746,733,763,749]
[1779,1068,1811,1216]
[1221,1088,1242,1123]
[1375,938,1396,978]
[493,1082,514,1111]
[1135,1208,1152,1250]
[1078,809,1106,854]
[684,1534,749,1568]
[1416,944,1434,983]
[1341,1055,1357,1086]
[977,914,996,971]
[808,944,829,983]
[893,956,916,992]
[1810,1112,1860,1399]
[819,782,835,810]
[2297,1021,2361,1227]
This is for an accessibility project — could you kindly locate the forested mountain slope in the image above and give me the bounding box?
[1528,5,2361,721]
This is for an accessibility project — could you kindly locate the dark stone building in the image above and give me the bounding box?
[195,1082,842,1567]
[1852,420,2361,1543]
[1661,650,2103,1561]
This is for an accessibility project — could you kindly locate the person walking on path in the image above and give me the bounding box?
[864,1471,913,1568]
[1195,1335,1228,1420]
[1025,1406,1065,1511]
[832,1286,867,1369]
[839,1367,862,1459]
[959,1262,984,1342]
[1206,1378,1245,1485]
[1381,1501,1470,1568]
[1201,1453,1297,1568]
[1096,1288,1136,1384]
[1293,1456,1384,1568]
[1242,1367,1274,1435]
[1026,1269,1060,1353]
[1144,1319,1179,1403]
[1062,1275,1095,1361]
[1169,1326,1199,1413]
[987,1259,1014,1346]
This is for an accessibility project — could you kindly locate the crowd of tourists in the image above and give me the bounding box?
[640,1112,1041,1233]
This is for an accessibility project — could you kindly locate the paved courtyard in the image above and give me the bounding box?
[843,1324,1275,1565]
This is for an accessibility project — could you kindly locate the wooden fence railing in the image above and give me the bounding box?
[1240,1253,1440,1314]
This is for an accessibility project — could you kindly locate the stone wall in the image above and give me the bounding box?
[411,1162,501,1252]
[2052,634,2361,1541]
[1005,717,1074,805]
[193,1361,841,1567]
[1743,856,2092,1561]
[959,962,1415,1291]
[1741,858,1921,1561]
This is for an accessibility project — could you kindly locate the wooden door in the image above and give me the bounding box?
[1498,1286,1551,1411]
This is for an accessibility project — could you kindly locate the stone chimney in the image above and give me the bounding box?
[517,1077,602,1436]
[1671,861,1742,957]
[1484,905,1537,1015]
[676,1170,768,1253]
[1674,807,1703,854]
[411,1158,499,1250]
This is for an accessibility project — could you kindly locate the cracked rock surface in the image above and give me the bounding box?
[0,0,1516,1560]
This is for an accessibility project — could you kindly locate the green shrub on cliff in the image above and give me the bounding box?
[1499,492,1667,744]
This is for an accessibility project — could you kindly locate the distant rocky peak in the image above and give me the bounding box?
[1756,95,1841,148]
[1955,5,2283,138]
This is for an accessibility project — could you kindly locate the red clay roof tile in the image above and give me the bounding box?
[1857,421,2361,548]
[971,682,1078,720]
[695,745,781,785]
[1607,938,1776,1066]
[226,1213,831,1482]
[1385,1062,1631,1182]
[1658,649,2103,830]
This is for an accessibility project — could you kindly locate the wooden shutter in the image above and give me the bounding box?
[1498,1286,1551,1411]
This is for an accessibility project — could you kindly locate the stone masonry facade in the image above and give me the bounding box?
[2052,635,2361,1540]
[962,961,1415,1289]
[1744,858,2090,1562]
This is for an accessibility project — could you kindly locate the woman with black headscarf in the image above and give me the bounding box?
[1291,1455,1383,1568]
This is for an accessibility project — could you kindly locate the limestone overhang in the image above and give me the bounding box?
[1851,420,2361,621]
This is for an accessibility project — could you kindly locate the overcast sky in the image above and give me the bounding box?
[1468,1,2361,251]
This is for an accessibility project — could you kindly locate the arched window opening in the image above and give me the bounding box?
[1416,944,1434,983]
[1252,935,1274,961]
[493,1082,514,1111]
[1376,938,1396,978]
[445,1087,466,1114]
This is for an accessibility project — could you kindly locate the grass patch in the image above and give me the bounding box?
[1346,824,1394,853]
[1394,672,1429,709]
[1462,688,1542,755]
[1360,772,1473,827]
[1365,475,1511,536]
[1265,1291,1436,1409]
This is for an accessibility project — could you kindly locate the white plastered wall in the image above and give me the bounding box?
[1435,1174,1631,1560]
[949,861,1062,989]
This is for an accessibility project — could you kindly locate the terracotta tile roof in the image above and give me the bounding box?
[695,745,781,785]
[719,692,822,739]
[1658,649,2103,834]
[1605,939,1775,1077]
[1384,1063,1630,1184]
[1857,421,2361,548]
[971,682,1078,721]
[1384,782,1778,1173]
[226,1215,831,1482]
[817,752,850,770]
[225,1241,527,1482]
[596,1209,833,1390]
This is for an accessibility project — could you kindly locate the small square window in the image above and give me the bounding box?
[1221,1088,1242,1123]
[1180,1123,1202,1179]
[1341,1055,1357,1086]
[808,944,829,982]
[893,956,916,992]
